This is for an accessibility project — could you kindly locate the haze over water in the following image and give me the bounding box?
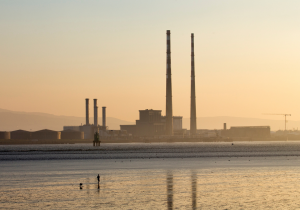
[1,142,300,209]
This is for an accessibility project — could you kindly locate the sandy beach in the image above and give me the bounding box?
[1,142,300,209]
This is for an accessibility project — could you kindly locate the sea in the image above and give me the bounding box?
[1,141,300,209]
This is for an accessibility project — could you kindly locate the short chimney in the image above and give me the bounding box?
[102,107,106,128]
[85,98,89,125]
[94,99,98,127]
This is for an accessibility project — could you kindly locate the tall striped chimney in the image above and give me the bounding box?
[190,33,197,135]
[94,99,98,127]
[166,30,173,135]
[85,98,89,125]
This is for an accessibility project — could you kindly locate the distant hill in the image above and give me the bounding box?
[0,109,133,131]
[0,108,299,131]
[182,116,300,131]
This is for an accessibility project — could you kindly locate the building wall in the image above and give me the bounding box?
[0,131,10,139]
[121,110,183,137]
[120,125,137,136]
[11,130,32,140]
[63,126,80,131]
[173,116,182,130]
[221,126,270,138]
[139,110,162,123]
[61,131,84,139]
[135,121,165,136]
[32,130,61,140]
[80,125,94,139]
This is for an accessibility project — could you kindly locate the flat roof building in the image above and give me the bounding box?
[221,126,270,138]
[120,109,183,137]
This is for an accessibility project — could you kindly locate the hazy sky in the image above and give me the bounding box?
[1,0,300,124]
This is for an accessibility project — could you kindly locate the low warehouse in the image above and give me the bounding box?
[61,130,84,140]
[11,130,32,140]
[32,129,61,140]
[222,126,270,138]
[0,131,10,139]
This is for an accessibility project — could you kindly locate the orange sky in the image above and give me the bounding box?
[1,0,300,123]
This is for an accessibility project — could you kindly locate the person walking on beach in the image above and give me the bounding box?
[97,174,100,189]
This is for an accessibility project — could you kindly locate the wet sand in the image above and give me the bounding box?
[1,142,300,209]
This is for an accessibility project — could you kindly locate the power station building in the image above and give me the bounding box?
[120,109,183,137]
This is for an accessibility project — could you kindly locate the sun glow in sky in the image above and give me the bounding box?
[1,0,300,122]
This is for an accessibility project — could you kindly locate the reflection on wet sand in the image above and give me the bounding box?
[191,171,197,210]
[167,171,198,209]
[3,157,300,209]
[167,172,173,210]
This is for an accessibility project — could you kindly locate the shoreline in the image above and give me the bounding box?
[0,137,295,145]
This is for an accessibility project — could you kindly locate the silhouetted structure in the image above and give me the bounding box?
[190,33,197,136]
[94,99,98,128]
[120,109,165,136]
[11,130,32,139]
[120,109,183,137]
[61,130,84,139]
[63,126,80,131]
[120,125,136,136]
[0,131,10,139]
[136,110,165,136]
[93,131,100,146]
[166,30,173,135]
[64,99,108,139]
[173,116,183,131]
[32,129,61,140]
[102,107,106,128]
[80,125,94,139]
[86,98,89,125]
[221,126,270,138]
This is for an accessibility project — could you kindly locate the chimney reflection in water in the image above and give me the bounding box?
[191,172,197,210]
[166,171,197,209]
[167,172,173,210]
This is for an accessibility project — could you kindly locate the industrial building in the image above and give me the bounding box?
[0,131,10,140]
[120,109,183,137]
[61,130,84,140]
[63,98,108,139]
[221,126,270,138]
[11,130,32,140]
[136,110,165,136]
[31,129,61,140]
[173,116,183,131]
[3,129,82,141]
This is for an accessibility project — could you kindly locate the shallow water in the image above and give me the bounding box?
[1,142,300,209]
